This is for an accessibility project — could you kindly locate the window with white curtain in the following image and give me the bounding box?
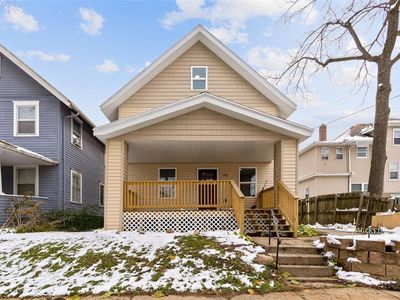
[239,168,256,197]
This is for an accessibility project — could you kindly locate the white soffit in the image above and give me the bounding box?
[94,93,312,141]
[100,25,296,121]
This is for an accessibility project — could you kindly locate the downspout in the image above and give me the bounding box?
[348,144,355,192]
[62,112,80,212]
[0,159,3,195]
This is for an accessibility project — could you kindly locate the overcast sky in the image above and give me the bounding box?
[1,0,399,146]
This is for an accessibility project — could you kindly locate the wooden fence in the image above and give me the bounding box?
[298,192,392,226]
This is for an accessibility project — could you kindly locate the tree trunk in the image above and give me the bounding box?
[368,60,392,197]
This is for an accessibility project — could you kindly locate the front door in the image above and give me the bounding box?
[198,169,218,208]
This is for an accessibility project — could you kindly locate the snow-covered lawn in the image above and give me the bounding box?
[0,230,284,297]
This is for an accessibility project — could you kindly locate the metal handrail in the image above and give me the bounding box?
[268,209,281,270]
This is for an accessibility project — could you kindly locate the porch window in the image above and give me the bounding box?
[321,147,329,160]
[159,168,176,199]
[13,101,39,136]
[99,183,104,207]
[356,146,368,158]
[15,167,37,195]
[389,162,400,181]
[239,168,256,197]
[393,129,400,145]
[71,170,82,204]
[71,118,82,149]
[351,183,368,192]
[191,66,207,90]
[336,147,344,160]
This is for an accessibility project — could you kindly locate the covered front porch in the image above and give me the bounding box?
[95,93,312,233]
[0,140,58,224]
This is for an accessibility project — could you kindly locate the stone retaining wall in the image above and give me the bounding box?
[320,236,400,279]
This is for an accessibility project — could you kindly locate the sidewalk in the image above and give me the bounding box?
[17,287,395,300]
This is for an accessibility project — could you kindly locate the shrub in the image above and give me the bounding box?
[297,224,318,237]
[17,205,103,233]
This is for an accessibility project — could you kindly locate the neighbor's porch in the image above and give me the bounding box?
[0,140,58,224]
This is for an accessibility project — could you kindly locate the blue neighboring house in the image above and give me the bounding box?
[0,44,105,224]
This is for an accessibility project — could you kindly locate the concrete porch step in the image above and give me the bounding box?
[278,253,326,265]
[280,265,334,277]
[267,245,318,255]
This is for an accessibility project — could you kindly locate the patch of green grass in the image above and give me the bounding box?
[297,224,318,237]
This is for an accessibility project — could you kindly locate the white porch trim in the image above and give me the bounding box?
[94,93,312,141]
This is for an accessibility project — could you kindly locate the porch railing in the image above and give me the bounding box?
[258,186,274,209]
[123,180,245,233]
[276,180,299,236]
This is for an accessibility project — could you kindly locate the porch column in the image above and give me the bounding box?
[274,138,299,203]
[104,138,128,230]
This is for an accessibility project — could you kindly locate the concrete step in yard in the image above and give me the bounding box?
[278,253,326,266]
[280,265,334,277]
[288,277,339,283]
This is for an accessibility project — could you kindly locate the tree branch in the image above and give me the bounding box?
[392,52,400,66]
[291,55,366,68]
[343,21,376,61]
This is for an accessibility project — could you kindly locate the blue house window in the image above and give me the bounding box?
[13,101,39,136]
[71,118,82,149]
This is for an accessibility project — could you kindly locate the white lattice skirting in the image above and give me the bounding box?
[123,210,239,232]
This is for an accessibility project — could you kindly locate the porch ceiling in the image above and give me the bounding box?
[0,140,58,166]
[127,140,276,163]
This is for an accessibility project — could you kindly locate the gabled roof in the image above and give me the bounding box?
[0,44,96,128]
[94,92,312,141]
[100,25,297,121]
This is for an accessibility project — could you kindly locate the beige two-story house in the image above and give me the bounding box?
[94,26,312,234]
[299,121,400,204]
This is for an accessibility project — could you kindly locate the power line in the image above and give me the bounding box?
[313,94,400,128]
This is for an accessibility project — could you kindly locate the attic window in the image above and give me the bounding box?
[71,118,82,149]
[191,66,207,90]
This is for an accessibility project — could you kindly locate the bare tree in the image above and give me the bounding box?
[278,0,400,197]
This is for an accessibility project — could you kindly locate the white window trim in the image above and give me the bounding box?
[13,101,40,137]
[71,117,83,150]
[321,147,329,160]
[191,66,208,91]
[351,183,368,192]
[393,128,400,146]
[356,146,368,159]
[99,182,104,207]
[335,147,344,160]
[13,165,39,196]
[70,170,82,204]
[389,161,400,181]
[238,167,257,198]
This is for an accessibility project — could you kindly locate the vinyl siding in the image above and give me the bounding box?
[0,55,60,213]
[128,162,273,208]
[61,104,105,211]
[104,138,126,229]
[118,42,279,119]
[274,139,298,195]
[122,108,282,141]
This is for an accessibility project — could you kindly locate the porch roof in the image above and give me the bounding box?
[94,93,313,142]
[0,140,58,166]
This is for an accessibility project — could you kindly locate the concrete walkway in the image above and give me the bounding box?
[1,287,399,299]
